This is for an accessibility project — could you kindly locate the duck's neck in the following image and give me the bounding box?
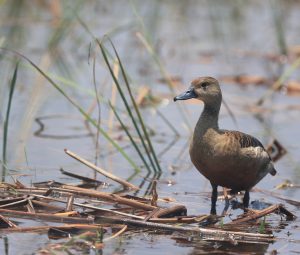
[196,102,221,134]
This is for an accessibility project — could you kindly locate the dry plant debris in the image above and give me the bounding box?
[0,149,296,251]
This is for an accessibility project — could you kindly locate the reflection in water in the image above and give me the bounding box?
[185,239,269,255]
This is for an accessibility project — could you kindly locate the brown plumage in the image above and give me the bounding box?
[174,77,277,214]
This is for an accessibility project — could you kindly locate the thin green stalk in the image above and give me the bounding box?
[97,40,158,173]
[109,101,152,173]
[92,55,101,167]
[0,48,140,172]
[108,39,162,173]
[2,62,18,182]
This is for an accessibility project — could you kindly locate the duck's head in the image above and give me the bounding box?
[174,77,222,105]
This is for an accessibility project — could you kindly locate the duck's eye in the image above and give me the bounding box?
[201,82,209,89]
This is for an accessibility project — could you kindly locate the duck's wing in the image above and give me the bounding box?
[222,130,264,149]
[221,130,277,176]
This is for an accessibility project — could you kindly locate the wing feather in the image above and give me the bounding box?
[222,130,264,149]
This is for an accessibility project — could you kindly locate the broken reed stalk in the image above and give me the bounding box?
[64,149,139,190]
[33,194,145,219]
[0,208,94,224]
[0,224,103,233]
[59,185,157,211]
[96,216,275,242]
[10,185,157,211]
[33,194,197,224]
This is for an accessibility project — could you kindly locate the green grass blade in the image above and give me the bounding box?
[96,39,158,173]
[92,56,101,166]
[108,39,162,173]
[0,48,140,172]
[109,101,152,173]
[2,61,18,181]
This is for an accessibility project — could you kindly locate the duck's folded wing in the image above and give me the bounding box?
[222,130,264,149]
[222,130,277,176]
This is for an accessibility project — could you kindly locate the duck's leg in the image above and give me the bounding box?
[243,190,250,208]
[210,183,218,215]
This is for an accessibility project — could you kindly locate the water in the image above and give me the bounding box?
[0,0,300,254]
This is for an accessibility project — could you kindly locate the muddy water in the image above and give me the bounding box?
[1,0,300,254]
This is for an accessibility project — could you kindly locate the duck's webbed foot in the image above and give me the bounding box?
[210,183,218,215]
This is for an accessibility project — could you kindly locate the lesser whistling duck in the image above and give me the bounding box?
[174,77,276,214]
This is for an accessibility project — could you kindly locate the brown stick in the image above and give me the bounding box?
[13,186,156,211]
[0,209,94,224]
[64,149,139,190]
[60,185,156,211]
[0,224,103,233]
[33,194,145,219]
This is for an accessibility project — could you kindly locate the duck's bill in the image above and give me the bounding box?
[173,88,197,101]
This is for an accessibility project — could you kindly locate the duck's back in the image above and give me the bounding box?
[190,128,276,191]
